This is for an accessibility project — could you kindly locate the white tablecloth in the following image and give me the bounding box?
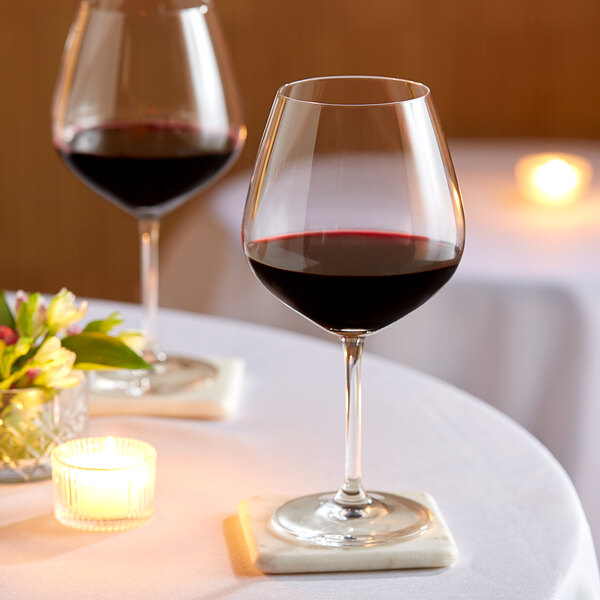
[0,305,598,599]
[161,139,600,554]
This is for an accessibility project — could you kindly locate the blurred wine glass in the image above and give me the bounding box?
[52,0,245,394]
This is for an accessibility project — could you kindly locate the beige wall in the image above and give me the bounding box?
[2,0,600,306]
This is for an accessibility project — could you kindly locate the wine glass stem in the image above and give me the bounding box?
[139,218,162,361]
[334,334,370,508]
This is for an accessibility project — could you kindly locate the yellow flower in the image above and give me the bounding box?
[0,336,32,381]
[117,330,146,354]
[28,337,83,389]
[46,288,88,335]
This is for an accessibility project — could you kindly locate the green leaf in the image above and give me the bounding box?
[62,332,152,371]
[17,302,32,337]
[0,291,16,329]
[83,312,123,334]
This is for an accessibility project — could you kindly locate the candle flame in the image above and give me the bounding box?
[102,436,117,456]
[515,153,593,206]
[532,159,579,199]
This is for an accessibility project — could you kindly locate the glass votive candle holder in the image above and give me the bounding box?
[51,436,156,532]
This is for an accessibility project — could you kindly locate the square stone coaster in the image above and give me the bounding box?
[238,491,458,574]
[89,357,244,419]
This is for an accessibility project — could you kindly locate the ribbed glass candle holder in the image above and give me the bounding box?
[51,437,156,532]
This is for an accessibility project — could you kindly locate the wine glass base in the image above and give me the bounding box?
[271,491,432,547]
[88,355,218,396]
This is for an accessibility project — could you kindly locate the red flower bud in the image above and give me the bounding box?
[0,325,18,345]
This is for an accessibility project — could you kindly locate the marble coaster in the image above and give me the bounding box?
[88,357,244,419]
[238,491,458,573]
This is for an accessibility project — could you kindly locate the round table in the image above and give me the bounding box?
[161,140,600,553]
[0,304,598,599]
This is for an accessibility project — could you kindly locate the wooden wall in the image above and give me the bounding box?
[1,0,600,306]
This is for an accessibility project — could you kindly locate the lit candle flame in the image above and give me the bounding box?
[515,153,592,206]
[102,435,117,456]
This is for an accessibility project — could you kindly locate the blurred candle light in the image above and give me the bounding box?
[515,153,592,206]
[52,436,156,532]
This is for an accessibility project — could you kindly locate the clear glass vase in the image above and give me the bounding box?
[0,381,88,483]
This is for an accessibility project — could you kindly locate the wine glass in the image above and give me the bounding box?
[242,76,465,546]
[52,0,245,394]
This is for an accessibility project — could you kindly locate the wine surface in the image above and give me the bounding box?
[246,231,461,332]
[56,123,237,218]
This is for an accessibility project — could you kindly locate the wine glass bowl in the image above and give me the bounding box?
[243,76,464,546]
[52,0,245,394]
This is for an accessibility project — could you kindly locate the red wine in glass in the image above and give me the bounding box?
[56,123,240,219]
[246,231,460,333]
